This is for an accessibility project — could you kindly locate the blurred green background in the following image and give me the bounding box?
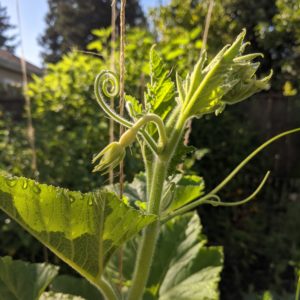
[0,0,299,299]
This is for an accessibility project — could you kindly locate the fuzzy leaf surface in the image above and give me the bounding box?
[0,174,156,283]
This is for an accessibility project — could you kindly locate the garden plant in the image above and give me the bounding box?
[0,30,299,300]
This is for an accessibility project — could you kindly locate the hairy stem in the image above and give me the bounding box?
[95,277,118,300]
[127,113,187,300]
[141,144,153,200]
[133,114,168,149]
[127,159,167,300]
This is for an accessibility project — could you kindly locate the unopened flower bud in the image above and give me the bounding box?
[92,141,125,174]
[119,127,138,147]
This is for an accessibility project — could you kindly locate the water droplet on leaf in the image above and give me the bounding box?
[88,198,93,206]
[69,195,75,203]
[22,179,28,189]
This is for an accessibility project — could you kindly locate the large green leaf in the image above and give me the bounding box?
[0,256,58,300]
[51,275,102,300]
[0,174,156,285]
[108,212,223,300]
[150,213,223,300]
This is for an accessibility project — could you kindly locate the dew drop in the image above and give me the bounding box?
[88,198,93,206]
[69,195,75,203]
[22,179,28,189]
[5,177,17,188]
[33,184,41,194]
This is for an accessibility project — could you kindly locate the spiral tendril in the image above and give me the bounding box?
[94,70,159,154]
[94,70,133,128]
[101,75,119,98]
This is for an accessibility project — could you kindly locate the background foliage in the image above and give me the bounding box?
[0,0,299,299]
[0,1,15,52]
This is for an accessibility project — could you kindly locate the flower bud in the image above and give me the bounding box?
[92,142,125,174]
[119,127,138,148]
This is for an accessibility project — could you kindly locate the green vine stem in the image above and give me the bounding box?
[119,114,167,150]
[141,143,153,200]
[96,277,118,300]
[127,159,167,300]
[127,112,188,300]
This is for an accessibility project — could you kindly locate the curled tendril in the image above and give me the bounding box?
[94,70,160,154]
[94,70,133,128]
[203,171,270,207]
[206,194,221,204]
[101,73,119,98]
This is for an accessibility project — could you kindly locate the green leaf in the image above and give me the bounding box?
[121,173,205,214]
[91,28,112,38]
[40,292,85,300]
[183,30,272,117]
[108,213,223,300]
[176,72,185,104]
[0,174,156,285]
[125,95,143,119]
[145,46,176,124]
[152,213,223,300]
[165,49,185,60]
[165,175,205,212]
[123,173,147,204]
[86,40,103,52]
[51,275,102,300]
[0,256,58,300]
[168,143,195,176]
[190,27,202,40]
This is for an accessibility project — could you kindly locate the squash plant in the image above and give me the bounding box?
[0,31,299,300]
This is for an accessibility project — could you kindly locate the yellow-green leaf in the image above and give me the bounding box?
[0,174,156,285]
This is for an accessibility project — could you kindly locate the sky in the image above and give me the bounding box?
[1,0,164,68]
